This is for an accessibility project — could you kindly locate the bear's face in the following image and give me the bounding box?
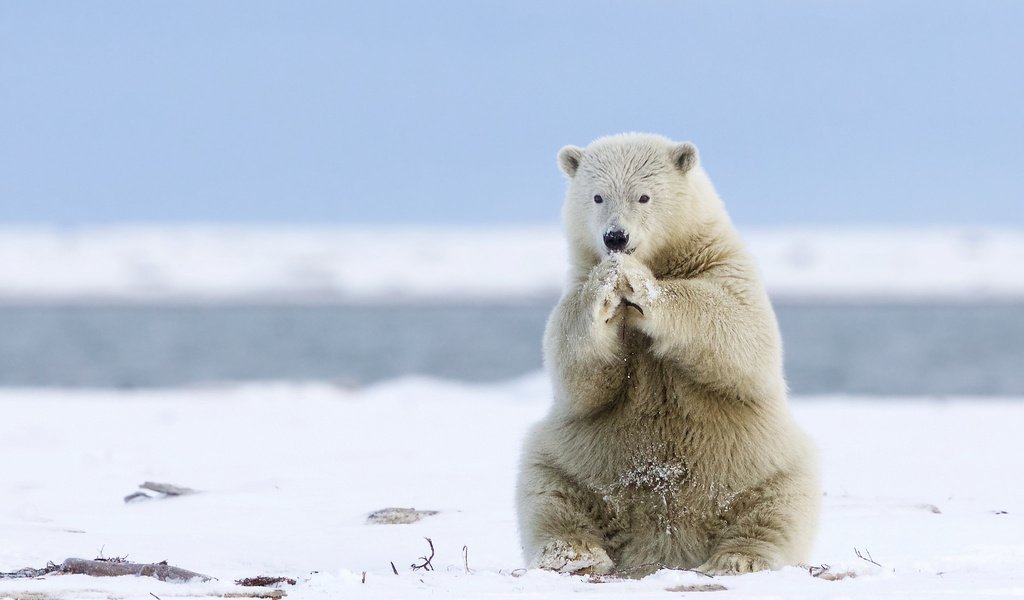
[558,134,700,266]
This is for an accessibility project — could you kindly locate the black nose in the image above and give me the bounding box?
[603,230,629,252]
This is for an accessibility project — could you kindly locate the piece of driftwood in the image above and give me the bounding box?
[366,507,438,525]
[58,558,213,582]
[125,481,199,503]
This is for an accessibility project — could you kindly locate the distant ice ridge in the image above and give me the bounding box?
[1,226,1022,302]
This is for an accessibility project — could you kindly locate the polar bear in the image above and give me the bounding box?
[516,133,819,577]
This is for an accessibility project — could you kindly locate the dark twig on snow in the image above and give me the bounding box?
[235,575,296,587]
[806,562,857,581]
[462,545,472,574]
[410,538,435,572]
[854,547,882,567]
[95,547,129,563]
[390,561,399,575]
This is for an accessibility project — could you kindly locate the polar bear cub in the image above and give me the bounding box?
[516,133,819,576]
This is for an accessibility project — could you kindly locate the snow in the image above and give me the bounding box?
[2,226,1023,302]
[2,375,1023,599]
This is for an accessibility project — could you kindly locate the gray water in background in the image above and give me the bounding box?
[0,303,1022,395]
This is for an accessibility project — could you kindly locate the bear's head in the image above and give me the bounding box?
[557,133,721,268]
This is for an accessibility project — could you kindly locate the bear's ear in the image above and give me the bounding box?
[670,142,699,174]
[558,145,584,177]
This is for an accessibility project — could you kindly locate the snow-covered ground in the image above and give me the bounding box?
[2,375,1022,599]
[2,226,1023,302]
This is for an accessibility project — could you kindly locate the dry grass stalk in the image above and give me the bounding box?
[854,547,882,567]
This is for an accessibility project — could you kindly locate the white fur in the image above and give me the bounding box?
[517,133,820,577]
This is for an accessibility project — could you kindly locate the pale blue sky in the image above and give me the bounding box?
[1,1,1022,226]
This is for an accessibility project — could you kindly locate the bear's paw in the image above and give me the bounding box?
[587,256,626,324]
[616,254,660,313]
[697,551,772,575]
[533,539,615,576]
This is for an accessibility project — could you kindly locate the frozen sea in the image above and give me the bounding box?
[2,302,1023,394]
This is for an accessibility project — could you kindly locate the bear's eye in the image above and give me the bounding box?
[638,194,650,204]
[593,195,603,204]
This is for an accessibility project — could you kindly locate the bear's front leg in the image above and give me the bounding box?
[582,253,632,329]
[543,255,631,416]
[613,255,784,398]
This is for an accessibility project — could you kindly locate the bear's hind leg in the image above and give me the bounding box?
[697,468,819,575]
[517,461,615,575]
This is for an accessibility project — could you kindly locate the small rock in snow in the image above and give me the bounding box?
[366,507,439,525]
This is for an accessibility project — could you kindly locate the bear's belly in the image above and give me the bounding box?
[567,370,746,570]
[557,349,766,570]
[586,450,737,571]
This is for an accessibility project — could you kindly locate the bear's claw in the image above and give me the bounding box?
[620,299,644,316]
